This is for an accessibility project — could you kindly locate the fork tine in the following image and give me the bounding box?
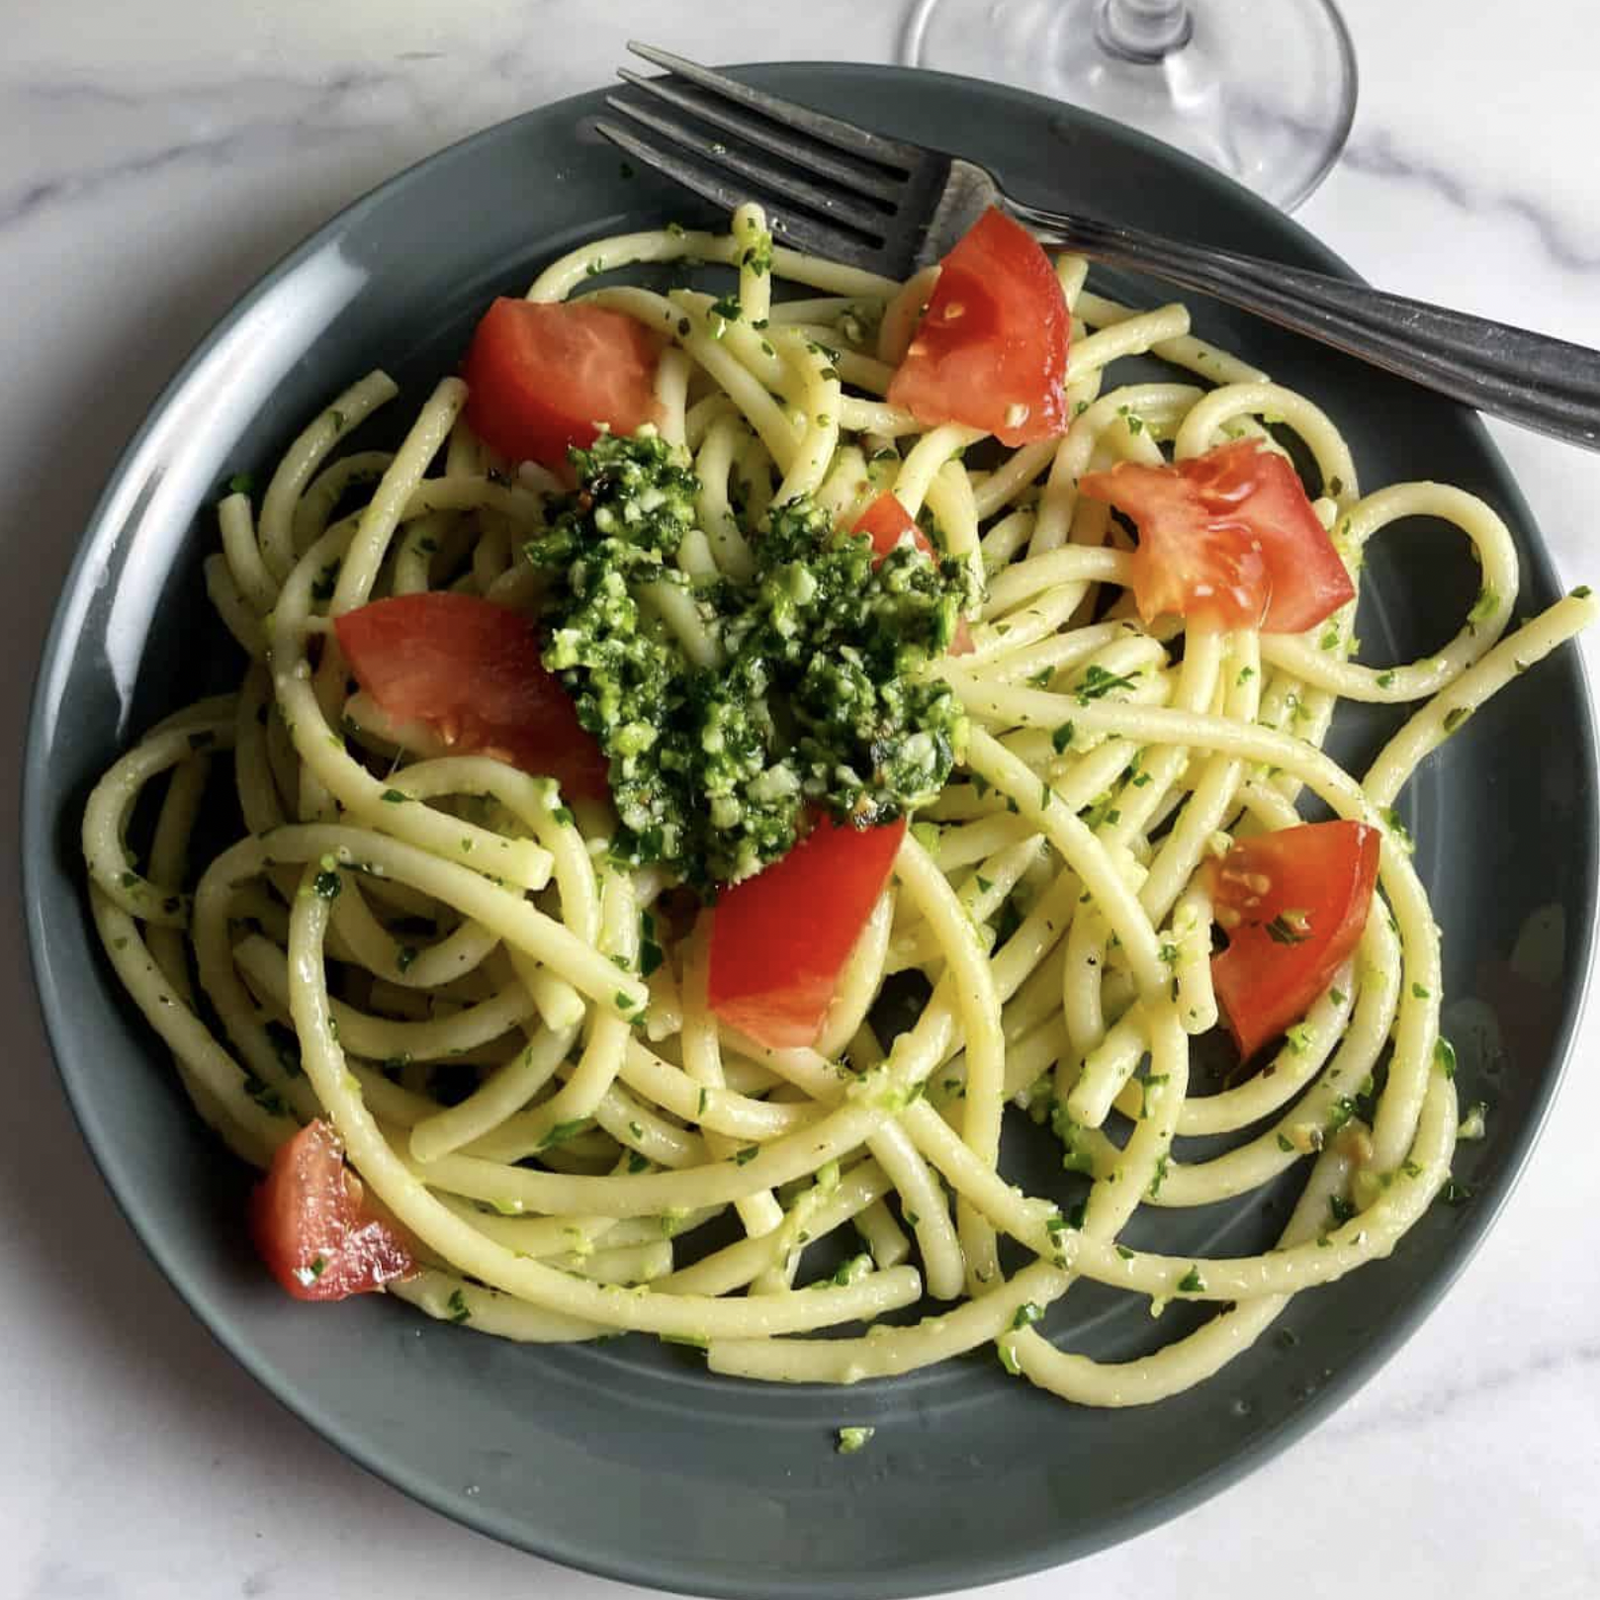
[626,42,925,173]
[604,94,890,239]
[591,120,882,268]
[615,68,903,205]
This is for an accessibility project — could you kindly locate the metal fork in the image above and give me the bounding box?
[597,42,1600,452]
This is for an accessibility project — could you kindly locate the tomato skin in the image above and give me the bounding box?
[250,1120,415,1300]
[886,208,1068,447]
[850,492,973,655]
[1206,820,1381,1060]
[1079,439,1355,634]
[852,491,933,560]
[334,592,611,801]
[708,816,907,1049]
[462,298,662,471]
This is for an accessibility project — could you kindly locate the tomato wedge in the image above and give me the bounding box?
[1206,820,1381,1060]
[334,592,610,801]
[250,1120,415,1300]
[850,492,973,655]
[1079,439,1354,634]
[886,207,1068,447]
[708,816,906,1049]
[462,298,663,471]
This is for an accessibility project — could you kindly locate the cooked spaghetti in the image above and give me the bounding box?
[83,201,1595,1407]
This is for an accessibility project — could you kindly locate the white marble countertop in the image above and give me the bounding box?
[6,2,1599,1595]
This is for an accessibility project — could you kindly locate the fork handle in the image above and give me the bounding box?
[1009,201,1600,451]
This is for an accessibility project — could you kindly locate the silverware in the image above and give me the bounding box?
[597,43,1600,452]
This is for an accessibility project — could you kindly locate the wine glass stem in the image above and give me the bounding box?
[1096,0,1193,61]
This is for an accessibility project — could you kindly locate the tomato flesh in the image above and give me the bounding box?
[708,816,906,1049]
[334,592,610,801]
[250,1120,414,1300]
[1079,439,1354,634]
[462,298,662,471]
[1206,820,1381,1060]
[850,492,973,655]
[887,207,1068,447]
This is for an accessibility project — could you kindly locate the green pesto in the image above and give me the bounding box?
[1049,1098,1097,1175]
[527,430,967,887]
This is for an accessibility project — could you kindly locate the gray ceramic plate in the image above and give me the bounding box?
[23,63,1598,1600]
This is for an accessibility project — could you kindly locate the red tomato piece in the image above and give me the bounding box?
[886,207,1068,447]
[850,492,973,655]
[462,298,663,471]
[1206,820,1381,1061]
[853,490,935,561]
[250,1120,415,1300]
[1079,439,1354,634]
[708,816,907,1049]
[334,592,611,801]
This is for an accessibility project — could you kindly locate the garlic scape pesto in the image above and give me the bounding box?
[527,429,970,888]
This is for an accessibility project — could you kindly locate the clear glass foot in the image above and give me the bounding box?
[902,0,1358,212]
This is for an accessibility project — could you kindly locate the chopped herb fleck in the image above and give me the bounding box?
[1434,1037,1457,1080]
[1075,664,1141,703]
[1379,805,1414,852]
[1326,1096,1357,1134]
[538,1118,591,1150]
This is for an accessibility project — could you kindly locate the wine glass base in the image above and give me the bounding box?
[902,0,1358,212]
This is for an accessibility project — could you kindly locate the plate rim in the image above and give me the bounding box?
[21,59,1600,1599]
